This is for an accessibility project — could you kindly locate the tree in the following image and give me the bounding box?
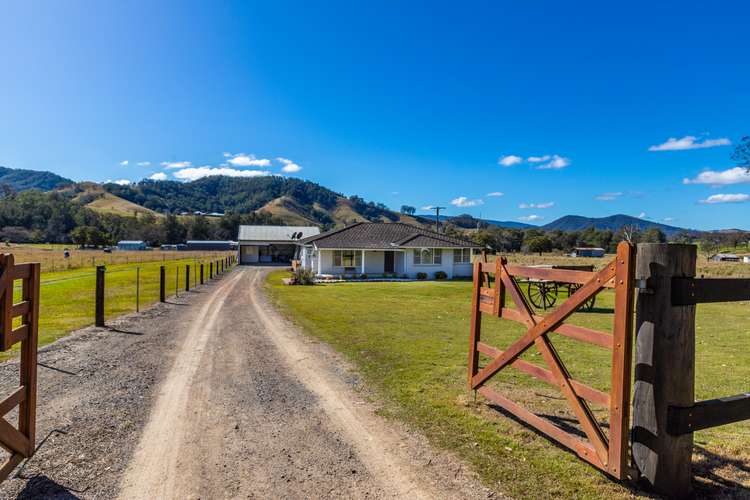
[400,205,416,216]
[164,213,186,244]
[524,236,553,255]
[698,239,720,261]
[642,228,667,244]
[731,135,750,170]
[187,215,211,240]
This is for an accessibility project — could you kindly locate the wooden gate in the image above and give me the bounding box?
[0,254,40,482]
[468,242,635,479]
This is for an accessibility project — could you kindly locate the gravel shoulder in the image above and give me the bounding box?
[0,266,495,499]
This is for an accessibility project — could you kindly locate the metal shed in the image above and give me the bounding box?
[237,225,320,264]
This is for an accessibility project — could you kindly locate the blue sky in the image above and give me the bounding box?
[1,1,748,230]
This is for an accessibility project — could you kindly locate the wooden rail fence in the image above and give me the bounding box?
[0,254,40,482]
[469,242,750,496]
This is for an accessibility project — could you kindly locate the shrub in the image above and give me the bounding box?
[360,273,368,280]
[434,270,448,280]
[292,268,316,285]
[416,272,428,280]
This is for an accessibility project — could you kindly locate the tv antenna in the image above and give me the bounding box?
[430,206,447,233]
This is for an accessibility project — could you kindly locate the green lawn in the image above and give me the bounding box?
[265,271,750,498]
[2,257,232,361]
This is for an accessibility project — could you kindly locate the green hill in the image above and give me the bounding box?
[0,166,73,191]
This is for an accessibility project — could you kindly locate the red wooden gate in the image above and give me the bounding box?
[468,242,635,479]
[0,254,40,482]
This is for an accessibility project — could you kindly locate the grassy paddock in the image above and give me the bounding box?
[265,269,750,498]
[1,253,234,362]
[477,252,750,278]
[0,243,230,273]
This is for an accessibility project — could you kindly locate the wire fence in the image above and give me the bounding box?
[3,253,237,360]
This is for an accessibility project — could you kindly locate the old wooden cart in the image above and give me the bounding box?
[520,264,597,311]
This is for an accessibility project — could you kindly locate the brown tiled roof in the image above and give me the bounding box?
[299,222,481,249]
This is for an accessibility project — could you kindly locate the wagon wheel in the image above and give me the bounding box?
[567,283,596,312]
[527,281,558,310]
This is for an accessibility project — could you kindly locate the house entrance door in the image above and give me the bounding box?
[384,251,395,273]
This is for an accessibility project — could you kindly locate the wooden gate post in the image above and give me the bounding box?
[210,262,213,279]
[200,263,204,284]
[159,265,166,302]
[185,264,190,291]
[95,265,105,327]
[632,243,696,497]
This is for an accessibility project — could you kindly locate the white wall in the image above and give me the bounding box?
[305,248,473,278]
[404,248,455,279]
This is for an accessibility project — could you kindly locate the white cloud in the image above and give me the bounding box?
[486,192,504,197]
[161,161,192,169]
[535,155,570,170]
[498,155,523,167]
[663,217,676,222]
[498,153,571,169]
[226,153,271,167]
[519,201,554,209]
[519,214,543,222]
[421,205,435,211]
[595,192,623,201]
[451,196,484,208]
[149,172,167,181]
[683,167,750,186]
[119,160,129,166]
[527,155,551,163]
[137,161,151,167]
[222,152,231,158]
[172,166,271,181]
[638,212,648,219]
[699,193,750,204]
[277,157,302,173]
[107,179,131,186]
[649,135,731,151]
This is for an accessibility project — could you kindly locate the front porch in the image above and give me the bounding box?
[315,249,406,277]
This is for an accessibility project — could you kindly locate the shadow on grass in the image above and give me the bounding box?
[692,445,750,497]
[487,401,749,497]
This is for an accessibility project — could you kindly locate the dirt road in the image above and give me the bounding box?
[0,267,493,499]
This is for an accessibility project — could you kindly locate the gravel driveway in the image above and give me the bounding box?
[0,267,494,499]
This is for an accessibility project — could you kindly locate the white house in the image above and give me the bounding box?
[238,225,320,264]
[297,222,482,279]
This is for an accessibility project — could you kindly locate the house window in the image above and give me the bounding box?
[455,248,472,264]
[333,250,362,267]
[413,248,442,265]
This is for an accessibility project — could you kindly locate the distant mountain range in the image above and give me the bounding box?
[0,165,739,234]
[426,212,691,235]
[540,214,690,236]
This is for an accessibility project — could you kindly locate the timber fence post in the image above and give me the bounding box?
[95,265,105,327]
[200,263,204,284]
[159,265,166,302]
[632,243,697,497]
[186,264,190,291]
[210,262,213,279]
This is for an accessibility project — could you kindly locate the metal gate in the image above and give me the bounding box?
[0,254,40,482]
[467,242,635,479]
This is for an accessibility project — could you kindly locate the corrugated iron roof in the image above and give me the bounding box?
[238,225,320,242]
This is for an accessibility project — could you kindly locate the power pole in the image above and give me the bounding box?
[430,206,446,233]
